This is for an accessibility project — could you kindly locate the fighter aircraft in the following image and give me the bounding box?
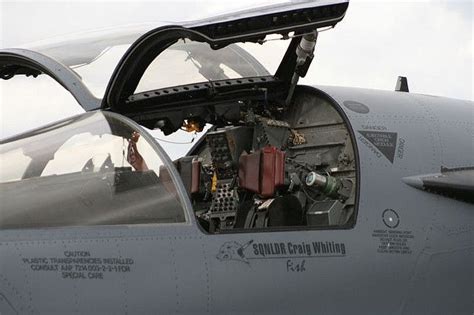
[0,0,473,314]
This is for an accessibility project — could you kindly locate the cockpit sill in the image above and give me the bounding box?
[121,76,284,131]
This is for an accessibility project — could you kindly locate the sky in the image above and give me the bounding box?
[0,0,472,157]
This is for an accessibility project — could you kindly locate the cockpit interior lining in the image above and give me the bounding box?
[175,86,359,233]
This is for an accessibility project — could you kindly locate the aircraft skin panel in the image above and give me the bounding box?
[314,84,448,248]
[203,230,400,313]
[314,84,474,314]
[410,94,474,169]
[317,85,474,173]
[0,227,206,314]
[0,80,472,315]
[1,86,473,314]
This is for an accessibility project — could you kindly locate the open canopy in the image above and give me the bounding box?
[0,0,349,120]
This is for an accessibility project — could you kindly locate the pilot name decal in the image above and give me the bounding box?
[21,250,134,280]
[358,130,398,163]
[216,240,346,268]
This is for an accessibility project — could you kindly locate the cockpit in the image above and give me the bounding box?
[1,0,358,233]
[0,112,187,229]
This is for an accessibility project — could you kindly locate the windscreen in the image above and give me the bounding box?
[135,38,287,93]
[0,111,187,229]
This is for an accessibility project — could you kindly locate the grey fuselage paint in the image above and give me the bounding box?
[0,86,472,314]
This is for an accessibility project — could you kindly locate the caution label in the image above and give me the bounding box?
[372,229,414,255]
[22,251,134,280]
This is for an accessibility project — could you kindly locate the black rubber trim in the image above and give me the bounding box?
[123,76,279,113]
[193,3,349,41]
